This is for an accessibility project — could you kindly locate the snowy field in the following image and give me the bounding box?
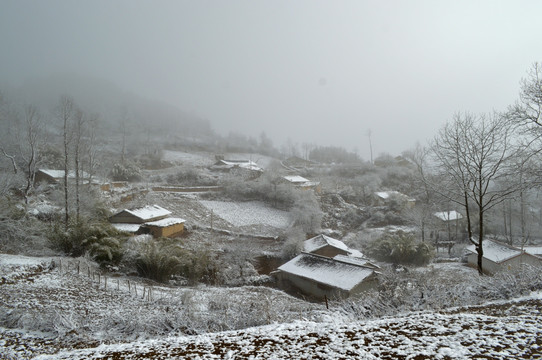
[162,150,213,166]
[199,200,291,228]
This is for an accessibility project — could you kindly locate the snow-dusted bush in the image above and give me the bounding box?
[281,226,305,259]
[365,231,434,266]
[166,167,216,186]
[110,161,141,182]
[48,221,124,261]
[0,200,51,255]
[475,264,542,300]
[134,239,187,283]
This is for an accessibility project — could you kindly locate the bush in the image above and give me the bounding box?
[365,231,434,266]
[48,221,124,264]
[132,238,220,284]
[83,236,123,264]
[166,168,216,186]
[135,240,187,283]
[110,161,141,182]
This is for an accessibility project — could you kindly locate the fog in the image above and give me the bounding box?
[2,0,542,159]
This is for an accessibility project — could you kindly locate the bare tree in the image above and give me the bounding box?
[18,105,44,204]
[366,129,374,164]
[402,143,436,243]
[72,108,85,223]
[431,112,520,274]
[85,113,100,183]
[509,62,542,131]
[57,96,75,229]
[507,62,542,186]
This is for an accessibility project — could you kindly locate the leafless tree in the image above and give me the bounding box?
[85,113,100,183]
[57,96,75,229]
[18,105,44,204]
[508,62,542,131]
[431,112,520,274]
[402,143,436,243]
[72,108,85,223]
[507,62,542,186]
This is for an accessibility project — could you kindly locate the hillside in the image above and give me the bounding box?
[2,254,542,359]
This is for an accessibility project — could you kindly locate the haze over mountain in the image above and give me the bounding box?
[2,1,542,159]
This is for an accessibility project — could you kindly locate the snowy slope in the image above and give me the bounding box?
[34,295,542,359]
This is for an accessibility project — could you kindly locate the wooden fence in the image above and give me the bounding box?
[55,258,163,302]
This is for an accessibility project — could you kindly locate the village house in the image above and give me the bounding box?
[374,190,415,208]
[35,169,92,184]
[282,175,321,193]
[433,210,465,244]
[109,204,185,237]
[273,252,379,300]
[304,234,363,258]
[466,239,542,274]
[139,217,186,238]
[109,204,171,224]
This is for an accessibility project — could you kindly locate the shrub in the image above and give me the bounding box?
[135,240,187,283]
[48,221,124,264]
[110,161,141,181]
[365,231,434,266]
[83,236,123,264]
[166,168,216,186]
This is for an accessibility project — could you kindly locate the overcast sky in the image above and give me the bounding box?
[2,1,542,159]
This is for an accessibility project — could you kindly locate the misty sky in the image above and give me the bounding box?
[2,1,542,159]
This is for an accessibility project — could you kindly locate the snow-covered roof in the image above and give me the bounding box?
[466,239,523,264]
[111,223,141,233]
[277,253,375,291]
[304,234,363,258]
[434,211,463,221]
[304,234,349,253]
[283,175,310,183]
[523,246,542,257]
[216,160,263,172]
[124,205,171,221]
[144,217,186,228]
[333,255,379,269]
[39,169,91,179]
[375,190,414,201]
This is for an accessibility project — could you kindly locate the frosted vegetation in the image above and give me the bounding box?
[2,255,542,359]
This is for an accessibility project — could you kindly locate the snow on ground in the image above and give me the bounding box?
[199,200,291,228]
[3,254,542,359]
[0,254,321,359]
[33,295,542,359]
[162,150,213,166]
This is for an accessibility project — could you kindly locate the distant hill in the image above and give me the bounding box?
[10,73,213,139]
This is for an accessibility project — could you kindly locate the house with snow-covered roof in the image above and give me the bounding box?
[109,204,172,224]
[109,205,186,237]
[139,217,186,238]
[210,155,263,172]
[282,175,321,193]
[374,190,415,208]
[273,252,379,299]
[433,210,465,242]
[465,239,542,274]
[304,234,363,258]
[35,169,92,184]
